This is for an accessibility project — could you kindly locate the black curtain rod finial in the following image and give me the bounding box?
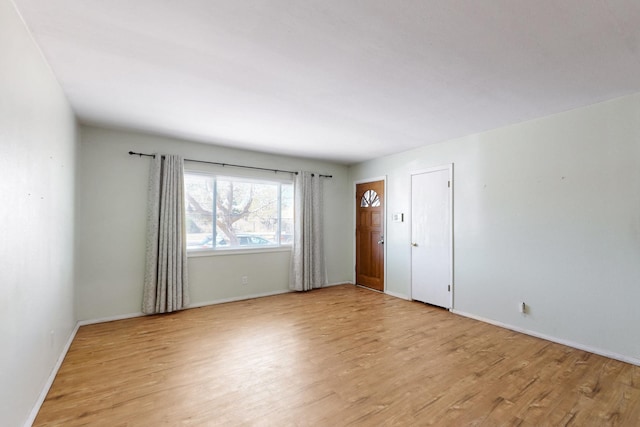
[129,150,155,159]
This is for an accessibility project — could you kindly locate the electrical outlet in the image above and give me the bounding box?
[241,276,248,285]
[519,302,526,314]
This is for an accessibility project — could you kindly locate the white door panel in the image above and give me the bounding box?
[411,167,452,308]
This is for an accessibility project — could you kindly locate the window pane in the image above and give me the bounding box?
[185,174,214,249]
[360,189,380,207]
[185,172,293,251]
[216,178,279,247]
[280,183,293,244]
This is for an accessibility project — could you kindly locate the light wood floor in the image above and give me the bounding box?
[35,285,640,426]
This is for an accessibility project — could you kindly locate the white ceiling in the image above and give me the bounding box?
[13,0,640,164]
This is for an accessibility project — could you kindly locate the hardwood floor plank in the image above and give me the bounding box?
[34,285,640,426]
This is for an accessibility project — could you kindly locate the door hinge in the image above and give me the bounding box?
[448,285,451,292]
[447,181,451,188]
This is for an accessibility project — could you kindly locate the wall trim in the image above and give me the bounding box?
[325,281,353,287]
[189,283,354,309]
[451,309,640,367]
[385,290,411,300]
[188,289,293,308]
[25,322,80,427]
[78,311,146,326]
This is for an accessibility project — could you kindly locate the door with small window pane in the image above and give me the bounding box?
[356,180,384,291]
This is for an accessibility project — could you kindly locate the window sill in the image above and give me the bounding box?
[187,246,292,258]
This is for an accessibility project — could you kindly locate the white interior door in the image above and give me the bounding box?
[411,166,452,308]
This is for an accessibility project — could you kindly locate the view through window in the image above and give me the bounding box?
[185,173,293,251]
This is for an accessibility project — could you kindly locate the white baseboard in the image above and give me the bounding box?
[78,311,145,326]
[385,289,411,300]
[324,281,353,287]
[188,289,294,308]
[451,309,640,367]
[25,322,80,427]
[357,286,410,300]
[189,283,354,308]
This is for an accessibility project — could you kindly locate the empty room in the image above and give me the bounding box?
[2,0,640,425]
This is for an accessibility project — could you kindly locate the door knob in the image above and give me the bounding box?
[411,242,418,247]
[378,235,384,245]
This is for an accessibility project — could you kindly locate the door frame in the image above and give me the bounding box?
[409,164,454,309]
[353,176,387,293]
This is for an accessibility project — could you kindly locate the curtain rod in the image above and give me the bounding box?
[128,151,332,178]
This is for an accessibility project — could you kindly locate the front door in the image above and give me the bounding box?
[356,180,384,291]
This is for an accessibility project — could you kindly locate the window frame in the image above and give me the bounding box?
[184,170,294,256]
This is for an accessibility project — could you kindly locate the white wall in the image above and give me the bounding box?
[0,1,78,425]
[350,93,640,362]
[76,125,352,321]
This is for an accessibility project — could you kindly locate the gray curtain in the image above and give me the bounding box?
[142,154,189,314]
[290,171,326,291]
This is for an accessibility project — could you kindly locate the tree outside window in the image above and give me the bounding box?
[185,173,293,250]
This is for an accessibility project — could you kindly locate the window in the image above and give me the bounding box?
[185,172,293,251]
[360,189,380,207]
